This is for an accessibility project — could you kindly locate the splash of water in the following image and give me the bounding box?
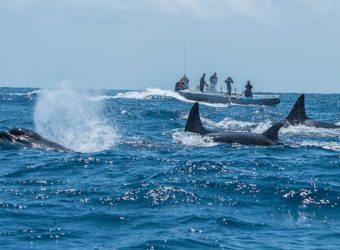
[34,86,118,153]
[90,88,186,101]
[172,130,218,147]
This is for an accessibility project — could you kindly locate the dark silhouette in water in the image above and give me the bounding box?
[285,94,340,129]
[185,102,283,146]
[0,128,69,151]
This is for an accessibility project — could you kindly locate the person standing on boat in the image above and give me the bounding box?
[244,80,253,98]
[209,73,218,90]
[199,73,207,92]
[225,76,234,96]
[179,75,189,89]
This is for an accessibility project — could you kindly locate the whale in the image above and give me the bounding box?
[185,102,283,146]
[286,94,340,129]
[0,128,69,151]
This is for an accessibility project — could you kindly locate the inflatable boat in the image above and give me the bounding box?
[177,89,280,106]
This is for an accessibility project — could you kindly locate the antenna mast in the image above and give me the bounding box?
[183,44,187,75]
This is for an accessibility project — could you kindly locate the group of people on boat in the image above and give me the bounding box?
[175,73,253,97]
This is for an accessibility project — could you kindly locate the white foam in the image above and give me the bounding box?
[34,85,118,153]
[251,121,273,133]
[92,88,186,101]
[9,90,40,97]
[91,88,230,108]
[280,124,340,138]
[215,118,258,130]
[294,140,340,152]
[172,130,218,147]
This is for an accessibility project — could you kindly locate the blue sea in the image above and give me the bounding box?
[0,87,339,249]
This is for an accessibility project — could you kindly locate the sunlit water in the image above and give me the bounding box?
[0,87,339,249]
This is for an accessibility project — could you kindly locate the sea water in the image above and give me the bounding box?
[0,87,339,249]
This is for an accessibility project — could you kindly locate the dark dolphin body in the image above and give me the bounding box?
[286,94,340,129]
[0,128,69,151]
[185,102,283,146]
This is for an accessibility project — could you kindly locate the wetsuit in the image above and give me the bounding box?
[244,83,253,97]
[199,76,207,92]
[225,77,233,96]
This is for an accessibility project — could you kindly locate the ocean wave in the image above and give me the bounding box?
[203,117,259,131]
[91,88,231,108]
[280,124,340,138]
[91,88,186,101]
[7,90,40,97]
[292,140,340,152]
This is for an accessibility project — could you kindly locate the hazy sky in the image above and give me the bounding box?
[1,0,340,93]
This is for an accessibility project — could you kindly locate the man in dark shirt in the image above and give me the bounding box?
[244,80,253,98]
[199,73,207,92]
[225,76,234,96]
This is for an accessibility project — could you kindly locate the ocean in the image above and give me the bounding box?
[0,87,339,249]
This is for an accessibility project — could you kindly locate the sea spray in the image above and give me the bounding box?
[34,86,117,153]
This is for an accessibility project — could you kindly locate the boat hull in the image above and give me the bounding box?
[178,90,230,104]
[178,90,280,105]
[231,96,280,105]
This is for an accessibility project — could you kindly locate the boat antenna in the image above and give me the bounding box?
[183,44,187,75]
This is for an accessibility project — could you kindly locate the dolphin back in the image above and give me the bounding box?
[185,102,209,135]
[286,94,309,123]
[262,123,284,142]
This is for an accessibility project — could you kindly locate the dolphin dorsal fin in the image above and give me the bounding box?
[286,94,309,122]
[185,102,209,135]
[262,123,283,142]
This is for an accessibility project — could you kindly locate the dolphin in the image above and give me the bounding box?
[0,128,69,151]
[184,102,283,146]
[285,94,340,129]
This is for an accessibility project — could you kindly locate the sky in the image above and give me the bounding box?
[0,0,340,93]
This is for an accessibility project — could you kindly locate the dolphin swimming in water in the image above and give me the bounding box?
[185,102,283,146]
[285,94,340,129]
[0,128,69,151]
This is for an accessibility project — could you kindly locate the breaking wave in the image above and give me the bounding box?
[92,88,186,101]
[91,88,230,107]
[8,90,40,97]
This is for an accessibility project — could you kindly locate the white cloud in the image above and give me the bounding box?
[2,0,340,23]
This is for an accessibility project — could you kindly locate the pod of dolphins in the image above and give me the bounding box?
[0,94,339,151]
